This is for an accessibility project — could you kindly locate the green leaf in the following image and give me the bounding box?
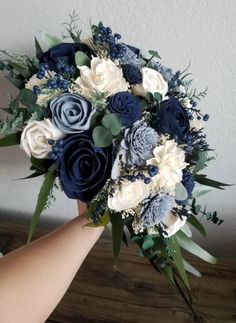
[19,89,37,105]
[142,238,154,250]
[193,151,207,175]
[15,171,44,180]
[153,92,163,102]
[10,62,31,79]
[188,215,207,236]
[183,259,201,277]
[31,156,53,172]
[194,174,232,190]
[35,37,43,56]
[92,126,113,147]
[102,113,121,136]
[6,75,25,89]
[41,32,62,48]
[87,200,99,219]
[110,212,124,264]
[27,167,56,243]
[89,111,103,129]
[176,231,217,264]
[161,265,175,286]
[148,50,162,59]
[175,182,188,201]
[168,236,190,289]
[0,131,21,146]
[192,182,213,198]
[75,51,90,67]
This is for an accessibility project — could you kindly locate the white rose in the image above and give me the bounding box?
[108,180,151,212]
[25,73,62,106]
[20,119,64,159]
[74,57,129,98]
[147,139,187,190]
[162,212,187,237]
[190,119,203,131]
[132,67,168,100]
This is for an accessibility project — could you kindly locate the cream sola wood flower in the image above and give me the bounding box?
[74,57,129,98]
[147,139,187,191]
[20,119,64,159]
[131,67,168,99]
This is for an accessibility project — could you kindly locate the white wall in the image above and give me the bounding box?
[0,0,235,257]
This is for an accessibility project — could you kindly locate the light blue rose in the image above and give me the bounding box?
[50,93,95,134]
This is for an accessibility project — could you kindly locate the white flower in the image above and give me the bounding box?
[108,180,151,212]
[147,139,187,190]
[181,97,192,109]
[74,57,129,98]
[132,67,168,100]
[20,119,64,159]
[190,119,203,131]
[162,212,187,237]
[25,73,62,106]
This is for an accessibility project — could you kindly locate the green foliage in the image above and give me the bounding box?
[0,131,21,146]
[35,37,43,56]
[27,166,57,243]
[85,209,110,227]
[75,51,90,67]
[90,91,108,112]
[110,212,124,264]
[168,236,190,289]
[102,113,121,136]
[193,151,207,175]
[40,32,62,48]
[30,156,53,173]
[175,182,188,201]
[194,174,232,190]
[142,235,155,250]
[183,259,201,278]
[92,125,113,147]
[176,231,217,264]
[148,50,162,60]
[192,182,212,198]
[0,111,25,135]
[62,10,82,42]
[188,214,207,237]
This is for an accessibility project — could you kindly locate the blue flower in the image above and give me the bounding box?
[56,132,113,202]
[108,92,142,127]
[38,42,91,71]
[140,194,175,228]
[122,64,142,85]
[120,121,159,166]
[50,93,95,134]
[153,98,190,144]
[180,170,195,204]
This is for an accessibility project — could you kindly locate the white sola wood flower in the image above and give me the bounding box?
[132,67,168,99]
[147,139,187,190]
[20,119,64,159]
[74,57,129,98]
[108,180,151,212]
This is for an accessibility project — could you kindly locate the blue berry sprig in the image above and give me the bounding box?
[48,139,64,160]
[92,22,126,60]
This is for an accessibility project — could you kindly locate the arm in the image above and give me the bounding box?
[0,202,103,323]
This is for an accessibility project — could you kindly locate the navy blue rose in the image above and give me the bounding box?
[108,92,142,127]
[38,43,91,71]
[57,133,113,202]
[153,98,190,144]
[122,64,142,85]
[182,170,195,199]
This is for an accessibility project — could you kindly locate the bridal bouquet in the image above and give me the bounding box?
[0,13,229,321]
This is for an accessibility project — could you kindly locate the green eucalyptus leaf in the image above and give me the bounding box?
[176,231,217,264]
[92,126,113,147]
[6,75,25,90]
[148,50,162,59]
[193,151,207,175]
[142,238,154,251]
[40,32,62,48]
[102,113,121,136]
[19,89,37,105]
[187,215,207,237]
[153,92,163,102]
[10,62,31,79]
[192,182,213,198]
[0,131,21,146]
[89,111,103,129]
[110,212,124,264]
[35,37,43,56]
[175,182,188,201]
[27,167,56,243]
[75,51,90,67]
